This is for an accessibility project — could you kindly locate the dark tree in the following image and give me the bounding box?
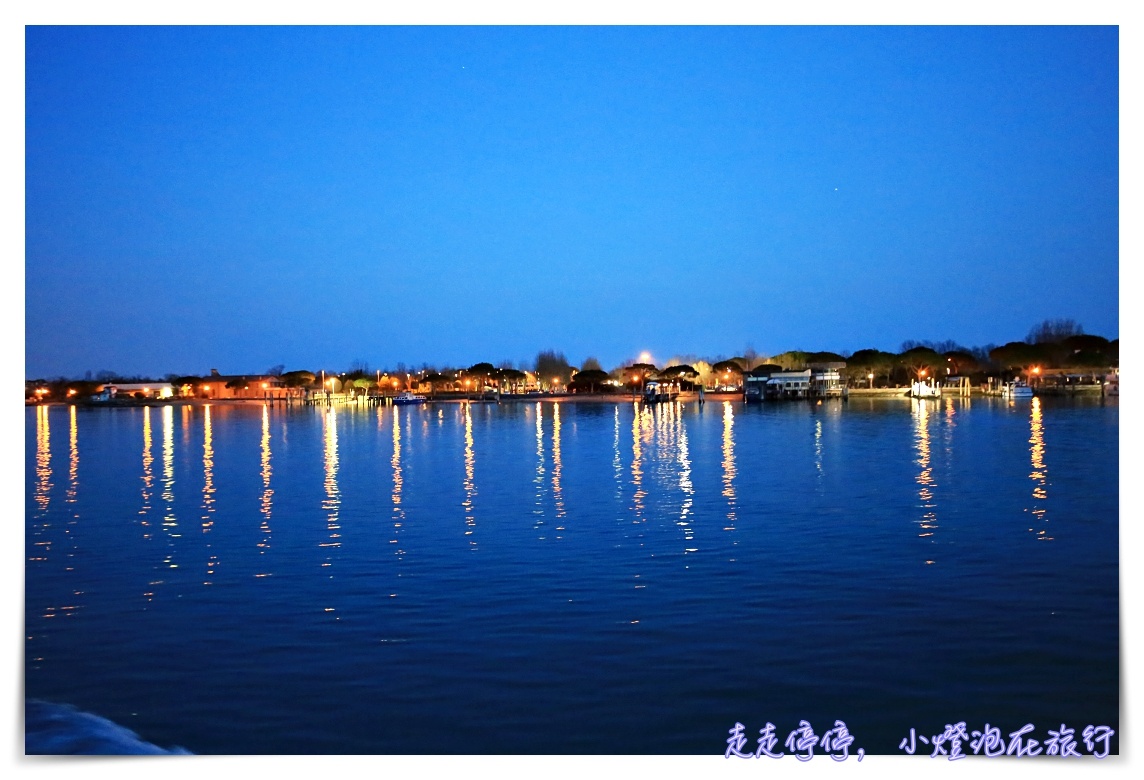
[569,369,610,394]
[280,371,317,389]
[989,342,1051,372]
[898,347,943,380]
[535,350,574,388]
[1027,319,1084,344]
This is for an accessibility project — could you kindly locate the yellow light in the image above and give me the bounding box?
[262,382,269,389]
[867,373,874,379]
[1032,366,1041,374]
[203,385,210,391]
[553,377,559,384]
[920,370,927,377]
[392,379,399,387]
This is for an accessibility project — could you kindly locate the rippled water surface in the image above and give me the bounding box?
[25,396,1119,754]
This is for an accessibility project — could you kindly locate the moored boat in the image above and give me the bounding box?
[393,390,427,405]
[1001,381,1034,399]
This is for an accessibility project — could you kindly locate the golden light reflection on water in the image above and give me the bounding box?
[67,405,78,505]
[202,406,218,584]
[320,408,342,615]
[463,402,478,548]
[534,402,546,535]
[676,402,696,554]
[161,405,179,571]
[391,406,406,558]
[140,407,154,532]
[613,406,623,501]
[1028,397,1052,540]
[322,408,342,560]
[630,401,646,523]
[912,399,938,543]
[35,405,52,514]
[721,401,737,527]
[258,404,273,563]
[552,403,565,530]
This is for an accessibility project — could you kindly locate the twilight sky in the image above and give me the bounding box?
[25,25,1119,379]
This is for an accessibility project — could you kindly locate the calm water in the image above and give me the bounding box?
[25,396,1119,754]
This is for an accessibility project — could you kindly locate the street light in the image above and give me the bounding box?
[867,372,874,389]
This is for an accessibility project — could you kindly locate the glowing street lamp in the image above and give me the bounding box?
[867,372,874,389]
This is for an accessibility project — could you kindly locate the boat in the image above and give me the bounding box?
[1001,381,1034,399]
[642,380,679,403]
[908,379,942,398]
[392,390,427,405]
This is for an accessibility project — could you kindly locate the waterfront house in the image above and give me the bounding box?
[745,362,846,401]
[95,382,175,401]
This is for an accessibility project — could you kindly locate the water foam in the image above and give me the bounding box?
[25,700,192,755]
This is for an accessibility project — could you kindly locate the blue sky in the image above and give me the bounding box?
[25,25,1118,378]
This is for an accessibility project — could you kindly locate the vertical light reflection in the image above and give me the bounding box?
[630,401,646,523]
[66,405,78,504]
[391,406,405,558]
[813,418,824,483]
[321,408,342,564]
[320,408,341,619]
[534,403,546,534]
[613,405,622,500]
[140,407,154,535]
[462,402,478,548]
[552,402,565,531]
[913,399,938,546]
[160,404,179,573]
[35,405,52,514]
[721,401,737,528]
[202,406,217,584]
[677,402,696,553]
[1028,397,1051,539]
[257,404,273,564]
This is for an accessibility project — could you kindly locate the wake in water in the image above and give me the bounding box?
[25,700,192,755]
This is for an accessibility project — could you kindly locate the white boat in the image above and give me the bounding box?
[909,380,942,398]
[393,390,427,405]
[1001,381,1034,399]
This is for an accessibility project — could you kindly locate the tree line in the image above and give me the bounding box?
[27,320,1117,398]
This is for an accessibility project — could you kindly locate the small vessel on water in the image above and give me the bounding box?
[1001,381,1034,399]
[642,380,679,404]
[393,390,428,405]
